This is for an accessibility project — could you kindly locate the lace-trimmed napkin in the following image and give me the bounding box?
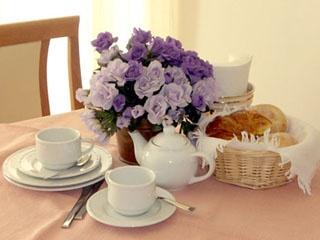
[194,109,320,195]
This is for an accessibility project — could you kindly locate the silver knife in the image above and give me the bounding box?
[74,181,104,220]
[61,180,104,228]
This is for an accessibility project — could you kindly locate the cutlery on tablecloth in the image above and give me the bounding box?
[157,196,195,212]
[74,181,104,220]
[61,180,104,228]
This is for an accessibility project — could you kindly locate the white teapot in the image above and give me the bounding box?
[128,125,214,190]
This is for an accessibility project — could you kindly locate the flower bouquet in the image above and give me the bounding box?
[76,28,217,163]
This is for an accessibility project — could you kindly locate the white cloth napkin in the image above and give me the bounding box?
[195,112,320,195]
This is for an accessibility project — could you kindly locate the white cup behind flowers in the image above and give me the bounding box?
[214,54,252,98]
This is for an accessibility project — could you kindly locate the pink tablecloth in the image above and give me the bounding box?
[1,110,320,240]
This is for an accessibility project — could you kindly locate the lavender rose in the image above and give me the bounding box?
[81,110,108,144]
[164,66,189,85]
[131,105,145,119]
[116,116,131,129]
[134,60,165,99]
[75,88,90,105]
[144,95,168,124]
[90,68,111,88]
[98,45,120,66]
[112,94,126,112]
[160,83,188,109]
[89,83,119,110]
[124,60,143,81]
[104,59,129,86]
[91,32,118,53]
[191,77,216,110]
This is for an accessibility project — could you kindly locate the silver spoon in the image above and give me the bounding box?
[76,154,92,167]
[157,196,195,212]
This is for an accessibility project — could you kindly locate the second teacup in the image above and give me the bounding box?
[105,166,156,216]
[35,127,94,170]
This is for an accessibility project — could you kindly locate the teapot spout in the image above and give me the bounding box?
[128,130,147,165]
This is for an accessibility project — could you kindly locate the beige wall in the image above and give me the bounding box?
[175,0,320,130]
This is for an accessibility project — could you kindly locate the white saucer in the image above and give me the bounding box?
[2,145,112,191]
[86,187,176,227]
[17,147,100,179]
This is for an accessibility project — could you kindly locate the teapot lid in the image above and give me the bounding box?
[152,125,188,149]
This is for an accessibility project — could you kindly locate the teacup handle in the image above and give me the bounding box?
[78,137,95,160]
[188,152,214,185]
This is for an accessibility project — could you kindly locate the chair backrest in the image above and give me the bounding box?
[0,16,83,122]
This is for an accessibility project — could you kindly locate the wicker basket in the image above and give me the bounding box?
[214,146,292,189]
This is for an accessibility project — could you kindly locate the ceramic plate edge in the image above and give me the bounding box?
[3,173,105,191]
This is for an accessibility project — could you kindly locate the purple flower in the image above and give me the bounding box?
[81,110,108,144]
[181,52,214,84]
[116,116,131,129]
[134,60,165,99]
[123,107,133,118]
[168,108,185,121]
[165,36,182,49]
[164,71,174,84]
[131,105,145,119]
[161,41,182,66]
[75,88,90,104]
[161,83,188,109]
[164,66,188,85]
[98,45,120,66]
[146,60,165,82]
[150,37,165,57]
[191,95,206,111]
[144,95,168,124]
[112,94,126,112]
[89,83,119,110]
[104,59,129,86]
[191,77,217,110]
[124,43,147,61]
[131,28,151,45]
[124,61,143,81]
[91,32,118,53]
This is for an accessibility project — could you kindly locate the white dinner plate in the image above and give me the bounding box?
[2,144,112,191]
[3,174,105,192]
[86,187,176,227]
[17,147,100,180]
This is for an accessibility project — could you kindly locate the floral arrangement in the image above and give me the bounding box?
[76,28,216,143]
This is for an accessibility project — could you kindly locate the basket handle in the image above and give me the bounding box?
[188,152,214,185]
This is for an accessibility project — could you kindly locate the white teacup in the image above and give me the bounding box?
[105,166,156,216]
[35,127,94,170]
[214,54,252,98]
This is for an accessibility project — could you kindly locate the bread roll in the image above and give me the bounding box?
[269,132,298,147]
[251,104,288,132]
[205,110,272,140]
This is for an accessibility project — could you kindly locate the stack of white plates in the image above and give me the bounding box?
[212,83,254,112]
[2,144,113,191]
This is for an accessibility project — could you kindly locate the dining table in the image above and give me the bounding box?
[1,109,320,240]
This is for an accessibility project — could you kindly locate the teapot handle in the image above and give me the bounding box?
[188,152,214,185]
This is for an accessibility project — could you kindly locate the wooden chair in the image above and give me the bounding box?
[0,16,83,122]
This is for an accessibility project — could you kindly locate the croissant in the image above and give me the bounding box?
[250,104,288,132]
[205,110,272,140]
